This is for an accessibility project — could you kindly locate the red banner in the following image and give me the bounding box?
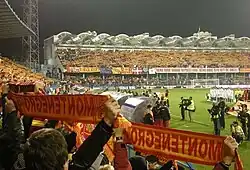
[9,92,108,124]
[121,67,133,75]
[240,68,250,73]
[126,123,225,166]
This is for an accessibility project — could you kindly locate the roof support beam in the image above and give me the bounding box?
[0,0,35,39]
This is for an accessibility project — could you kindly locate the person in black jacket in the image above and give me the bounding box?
[179,97,185,120]
[247,112,250,141]
[1,84,9,127]
[143,105,154,125]
[152,101,163,127]
[0,93,119,170]
[158,101,171,128]
[0,99,24,170]
[218,98,226,129]
[238,104,248,136]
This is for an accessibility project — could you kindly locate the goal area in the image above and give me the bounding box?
[190,79,219,88]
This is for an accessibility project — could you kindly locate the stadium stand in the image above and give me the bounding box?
[51,30,250,68]
[0,57,47,83]
[57,49,250,68]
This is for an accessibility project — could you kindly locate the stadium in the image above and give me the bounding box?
[44,30,250,89]
[0,0,249,169]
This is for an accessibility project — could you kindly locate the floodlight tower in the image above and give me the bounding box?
[22,0,39,70]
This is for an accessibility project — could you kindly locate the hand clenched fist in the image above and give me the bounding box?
[5,98,16,113]
[1,84,9,94]
[223,136,238,165]
[224,136,238,155]
[103,96,120,127]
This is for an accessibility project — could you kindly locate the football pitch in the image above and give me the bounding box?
[134,88,249,170]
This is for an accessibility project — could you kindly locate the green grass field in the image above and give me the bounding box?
[135,88,249,170]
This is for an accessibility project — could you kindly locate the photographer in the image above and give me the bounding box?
[208,103,221,136]
[218,97,226,129]
[179,97,185,120]
[153,101,163,127]
[158,101,171,128]
[161,96,169,108]
[230,121,244,144]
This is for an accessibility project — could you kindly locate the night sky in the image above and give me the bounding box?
[1,0,250,58]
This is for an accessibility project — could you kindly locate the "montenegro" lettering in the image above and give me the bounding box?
[12,93,108,122]
[128,126,223,162]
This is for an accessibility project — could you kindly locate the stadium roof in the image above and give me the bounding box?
[0,0,35,39]
[53,30,250,49]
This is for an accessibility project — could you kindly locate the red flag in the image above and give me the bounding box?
[235,150,243,170]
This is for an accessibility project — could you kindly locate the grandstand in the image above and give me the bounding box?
[45,30,250,68]
[56,49,250,68]
[44,30,250,87]
[0,57,46,82]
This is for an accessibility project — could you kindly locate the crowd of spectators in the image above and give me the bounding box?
[0,56,50,93]
[64,73,250,87]
[1,54,247,92]
[0,54,247,91]
[57,48,250,68]
[64,75,149,87]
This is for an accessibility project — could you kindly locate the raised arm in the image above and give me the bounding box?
[70,97,119,170]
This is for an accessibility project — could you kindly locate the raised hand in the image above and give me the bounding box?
[223,136,239,165]
[224,136,238,155]
[5,98,16,113]
[103,96,120,127]
[1,84,9,94]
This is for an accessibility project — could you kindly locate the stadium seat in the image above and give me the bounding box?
[56,49,250,68]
